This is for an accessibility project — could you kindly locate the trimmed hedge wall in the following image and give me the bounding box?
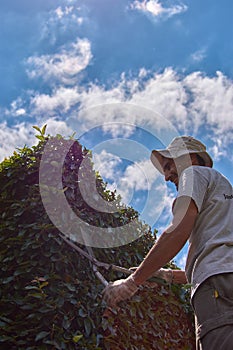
[0,127,195,349]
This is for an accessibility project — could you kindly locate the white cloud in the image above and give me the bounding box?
[4,98,27,118]
[92,147,168,226]
[138,67,148,78]
[210,143,226,161]
[30,86,81,116]
[54,5,84,25]
[28,67,233,162]
[41,117,74,137]
[29,67,186,141]
[0,122,35,161]
[190,48,207,63]
[93,150,123,180]
[118,160,169,226]
[15,108,26,116]
[120,159,158,192]
[77,17,84,25]
[132,0,164,16]
[129,68,188,131]
[55,6,74,19]
[26,38,92,85]
[184,71,233,135]
[155,185,175,223]
[209,133,233,162]
[131,0,188,19]
[37,3,86,45]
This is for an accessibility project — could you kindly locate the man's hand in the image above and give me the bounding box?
[103,275,138,307]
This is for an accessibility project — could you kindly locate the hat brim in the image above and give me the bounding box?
[150,150,172,174]
[150,149,213,174]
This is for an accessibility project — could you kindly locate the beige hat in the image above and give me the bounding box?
[150,136,213,174]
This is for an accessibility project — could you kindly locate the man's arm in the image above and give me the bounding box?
[171,270,187,284]
[131,267,187,284]
[103,197,197,306]
[151,268,187,284]
[132,197,198,285]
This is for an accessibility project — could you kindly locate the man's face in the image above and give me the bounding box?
[161,154,196,189]
[161,157,179,189]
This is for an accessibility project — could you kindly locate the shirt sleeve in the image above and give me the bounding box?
[177,166,209,213]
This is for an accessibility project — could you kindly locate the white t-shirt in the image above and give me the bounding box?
[176,166,233,299]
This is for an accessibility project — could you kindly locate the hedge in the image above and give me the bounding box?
[0,126,195,349]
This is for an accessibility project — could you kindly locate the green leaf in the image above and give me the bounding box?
[78,308,87,317]
[73,334,83,343]
[25,285,39,290]
[35,331,50,342]
[62,316,71,330]
[36,135,45,141]
[28,292,46,299]
[1,276,14,284]
[84,318,92,337]
[41,124,47,136]
[32,125,42,133]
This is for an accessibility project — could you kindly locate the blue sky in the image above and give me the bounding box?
[1,0,233,267]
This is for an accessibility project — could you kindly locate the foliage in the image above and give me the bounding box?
[103,283,195,350]
[0,126,195,349]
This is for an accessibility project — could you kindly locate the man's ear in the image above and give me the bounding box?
[190,153,199,165]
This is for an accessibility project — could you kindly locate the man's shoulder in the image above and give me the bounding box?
[190,166,232,190]
[181,166,226,187]
[185,165,220,177]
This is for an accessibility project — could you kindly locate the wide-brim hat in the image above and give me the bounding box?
[150,136,213,174]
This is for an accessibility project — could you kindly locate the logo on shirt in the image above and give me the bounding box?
[223,194,233,200]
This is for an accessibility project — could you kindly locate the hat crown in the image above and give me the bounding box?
[167,136,206,154]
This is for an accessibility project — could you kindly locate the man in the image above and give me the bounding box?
[103,136,233,350]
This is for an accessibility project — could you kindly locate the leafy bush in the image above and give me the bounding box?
[0,126,195,349]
